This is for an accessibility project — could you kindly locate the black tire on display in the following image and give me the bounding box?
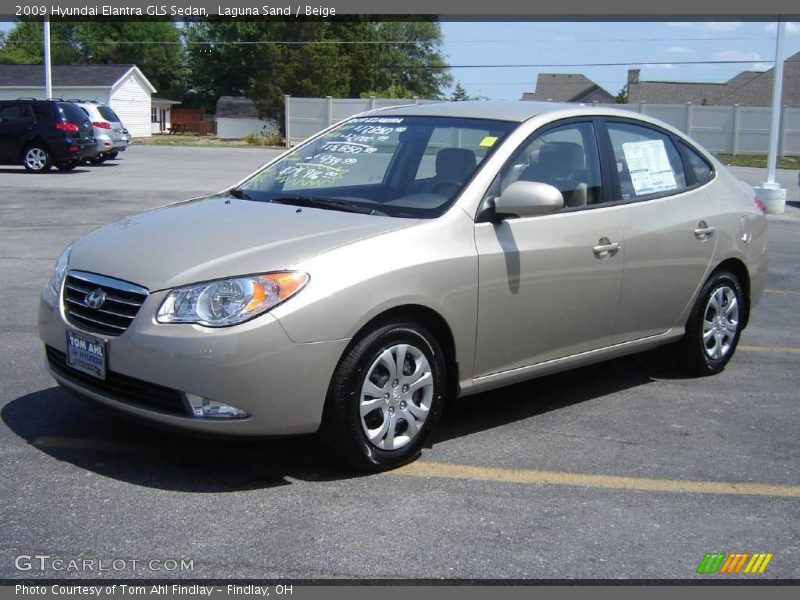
[323,321,447,472]
[674,270,745,376]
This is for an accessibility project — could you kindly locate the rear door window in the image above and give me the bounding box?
[32,103,53,121]
[606,121,687,201]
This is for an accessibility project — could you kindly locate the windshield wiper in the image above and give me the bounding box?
[268,195,385,216]
[227,187,254,200]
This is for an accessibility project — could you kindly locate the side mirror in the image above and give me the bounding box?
[493,181,564,219]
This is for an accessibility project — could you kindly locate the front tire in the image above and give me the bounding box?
[323,321,447,472]
[23,144,52,172]
[675,270,744,375]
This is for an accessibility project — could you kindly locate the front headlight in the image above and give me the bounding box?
[48,245,71,294]
[156,271,309,327]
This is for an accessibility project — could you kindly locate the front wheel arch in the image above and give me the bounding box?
[343,304,459,404]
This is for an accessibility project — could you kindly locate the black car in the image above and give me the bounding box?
[0,99,96,172]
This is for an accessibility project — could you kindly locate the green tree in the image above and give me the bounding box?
[184,19,451,129]
[0,21,81,64]
[73,22,183,96]
[450,82,469,101]
[449,81,488,101]
[615,85,629,104]
[0,20,183,96]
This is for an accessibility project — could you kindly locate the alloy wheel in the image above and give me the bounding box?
[359,343,434,451]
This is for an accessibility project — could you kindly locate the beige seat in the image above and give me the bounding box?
[424,148,477,195]
[521,141,589,207]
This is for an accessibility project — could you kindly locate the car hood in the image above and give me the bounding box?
[68,196,417,291]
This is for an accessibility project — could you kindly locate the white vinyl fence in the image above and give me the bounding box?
[285,95,800,156]
[284,95,441,147]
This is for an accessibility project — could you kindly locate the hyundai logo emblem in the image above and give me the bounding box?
[84,289,106,309]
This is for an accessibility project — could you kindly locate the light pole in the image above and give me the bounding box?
[754,19,787,214]
[43,16,52,99]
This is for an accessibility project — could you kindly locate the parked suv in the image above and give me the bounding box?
[0,99,95,172]
[72,100,129,163]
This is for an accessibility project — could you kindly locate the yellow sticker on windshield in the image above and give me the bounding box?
[480,136,498,147]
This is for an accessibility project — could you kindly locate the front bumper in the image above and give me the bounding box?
[38,283,348,436]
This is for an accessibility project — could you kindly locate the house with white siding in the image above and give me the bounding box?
[0,64,157,137]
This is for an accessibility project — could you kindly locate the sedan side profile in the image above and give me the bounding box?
[39,102,767,471]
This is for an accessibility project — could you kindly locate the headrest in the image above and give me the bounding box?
[435,148,477,181]
[536,142,586,179]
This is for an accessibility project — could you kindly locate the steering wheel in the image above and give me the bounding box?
[429,179,463,196]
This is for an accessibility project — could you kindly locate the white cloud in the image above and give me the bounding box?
[716,50,762,61]
[666,46,691,54]
[665,21,744,32]
[750,63,772,72]
[699,22,744,31]
[763,22,800,37]
[643,63,676,70]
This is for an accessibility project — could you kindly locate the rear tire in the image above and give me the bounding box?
[322,321,447,472]
[107,151,119,159]
[88,155,106,165]
[55,159,79,171]
[674,270,744,376]
[22,144,52,173]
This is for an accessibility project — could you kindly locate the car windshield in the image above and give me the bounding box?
[234,115,516,218]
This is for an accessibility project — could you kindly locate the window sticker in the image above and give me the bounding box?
[621,139,678,196]
[479,136,498,148]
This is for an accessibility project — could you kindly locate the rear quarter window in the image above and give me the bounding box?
[98,105,121,122]
[57,102,90,123]
[678,140,715,184]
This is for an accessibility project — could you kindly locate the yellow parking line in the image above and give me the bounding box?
[738,345,800,355]
[764,289,800,296]
[393,461,800,498]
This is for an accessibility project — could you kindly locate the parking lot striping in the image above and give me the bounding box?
[738,345,800,355]
[764,288,800,296]
[393,461,800,498]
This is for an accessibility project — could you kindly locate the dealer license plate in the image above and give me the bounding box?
[66,329,106,380]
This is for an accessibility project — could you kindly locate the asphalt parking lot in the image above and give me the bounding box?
[1,146,799,580]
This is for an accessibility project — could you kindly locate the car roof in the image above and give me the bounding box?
[371,100,654,124]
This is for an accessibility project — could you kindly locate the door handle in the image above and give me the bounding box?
[593,237,621,259]
[694,221,716,240]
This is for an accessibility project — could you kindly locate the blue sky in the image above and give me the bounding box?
[2,19,799,101]
[440,21,800,100]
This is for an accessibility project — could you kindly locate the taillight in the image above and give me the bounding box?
[92,121,111,129]
[55,122,79,134]
[754,196,766,213]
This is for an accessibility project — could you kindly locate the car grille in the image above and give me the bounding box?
[45,346,187,416]
[63,271,148,336]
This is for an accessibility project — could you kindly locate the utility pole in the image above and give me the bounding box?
[43,16,53,99]
[755,18,787,214]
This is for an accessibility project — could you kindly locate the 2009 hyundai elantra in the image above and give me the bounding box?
[39,101,767,470]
